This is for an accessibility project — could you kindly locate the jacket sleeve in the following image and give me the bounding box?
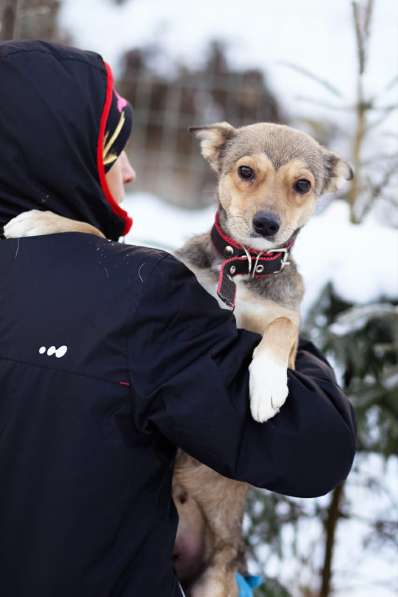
[128,254,356,498]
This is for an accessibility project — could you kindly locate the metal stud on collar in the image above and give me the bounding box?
[230,265,237,275]
[225,245,234,256]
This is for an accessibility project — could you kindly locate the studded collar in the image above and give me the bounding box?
[210,211,298,309]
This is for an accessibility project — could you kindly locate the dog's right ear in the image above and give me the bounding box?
[322,150,354,193]
[189,122,236,172]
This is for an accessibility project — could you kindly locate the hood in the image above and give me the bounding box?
[0,40,133,241]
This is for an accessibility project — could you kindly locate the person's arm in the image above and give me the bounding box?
[128,254,356,498]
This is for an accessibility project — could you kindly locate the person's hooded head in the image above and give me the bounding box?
[0,40,133,241]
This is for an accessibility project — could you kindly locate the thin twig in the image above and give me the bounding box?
[367,107,398,131]
[295,95,351,111]
[380,74,398,94]
[279,61,344,98]
[359,164,398,220]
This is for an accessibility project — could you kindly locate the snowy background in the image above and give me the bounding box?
[58,1,398,595]
[60,0,396,121]
[7,0,395,595]
[58,0,398,310]
[123,194,398,317]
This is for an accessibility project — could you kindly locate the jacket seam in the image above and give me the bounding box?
[125,252,173,334]
[124,252,172,392]
[0,354,128,388]
[2,49,106,73]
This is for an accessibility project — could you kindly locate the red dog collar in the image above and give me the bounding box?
[210,211,298,309]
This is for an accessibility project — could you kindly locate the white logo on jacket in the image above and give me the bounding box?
[38,345,68,359]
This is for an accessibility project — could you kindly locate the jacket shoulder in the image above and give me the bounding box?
[104,240,175,278]
[85,238,185,297]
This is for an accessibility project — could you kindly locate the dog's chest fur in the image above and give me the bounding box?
[176,232,304,332]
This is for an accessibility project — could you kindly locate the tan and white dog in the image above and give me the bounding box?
[4,122,353,596]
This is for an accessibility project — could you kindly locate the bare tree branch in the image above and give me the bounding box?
[367,106,398,131]
[364,0,375,43]
[319,484,345,597]
[352,0,375,75]
[381,74,398,94]
[294,95,351,111]
[279,61,344,98]
[347,0,378,222]
[352,1,365,75]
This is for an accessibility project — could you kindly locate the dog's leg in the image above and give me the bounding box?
[189,558,239,597]
[3,210,104,239]
[174,456,247,597]
[236,293,299,423]
[288,334,299,370]
[249,316,298,423]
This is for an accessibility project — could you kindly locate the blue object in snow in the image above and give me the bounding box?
[236,572,263,596]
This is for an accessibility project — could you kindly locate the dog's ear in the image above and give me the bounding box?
[189,122,236,172]
[322,150,354,193]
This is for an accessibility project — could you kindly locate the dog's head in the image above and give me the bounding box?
[190,122,353,250]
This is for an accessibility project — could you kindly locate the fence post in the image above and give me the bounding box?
[1,0,21,40]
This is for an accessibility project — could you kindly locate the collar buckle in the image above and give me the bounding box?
[266,248,290,273]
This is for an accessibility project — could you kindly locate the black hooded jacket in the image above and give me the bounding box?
[0,42,356,597]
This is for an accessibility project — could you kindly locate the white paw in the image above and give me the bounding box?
[4,210,56,238]
[249,353,289,423]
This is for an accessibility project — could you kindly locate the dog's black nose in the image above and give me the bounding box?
[253,212,281,238]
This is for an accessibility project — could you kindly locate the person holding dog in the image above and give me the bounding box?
[0,40,356,597]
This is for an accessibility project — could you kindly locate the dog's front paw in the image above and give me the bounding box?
[3,210,57,238]
[249,353,289,423]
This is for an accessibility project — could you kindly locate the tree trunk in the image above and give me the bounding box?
[1,0,21,40]
[319,483,345,597]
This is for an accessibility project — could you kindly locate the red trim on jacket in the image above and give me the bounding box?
[97,62,133,237]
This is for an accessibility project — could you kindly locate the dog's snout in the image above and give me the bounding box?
[253,211,281,238]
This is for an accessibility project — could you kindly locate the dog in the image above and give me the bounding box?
[4,122,353,596]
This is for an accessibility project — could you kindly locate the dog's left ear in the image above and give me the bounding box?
[189,122,236,172]
[322,150,354,193]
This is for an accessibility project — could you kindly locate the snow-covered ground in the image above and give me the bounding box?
[124,193,398,315]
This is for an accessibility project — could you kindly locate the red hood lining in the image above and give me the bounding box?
[96,62,133,237]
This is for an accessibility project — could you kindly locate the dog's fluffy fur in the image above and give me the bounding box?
[4,122,353,597]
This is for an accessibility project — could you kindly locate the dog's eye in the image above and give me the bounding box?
[238,166,255,181]
[294,179,311,194]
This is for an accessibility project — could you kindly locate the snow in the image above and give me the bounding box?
[60,0,398,310]
[330,304,398,336]
[123,193,398,313]
[266,455,398,597]
[294,201,398,312]
[124,192,214,252]
[122,191,398,596]
[60,0,398,130]
[323,456,398,597]
[57,2,398,595]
